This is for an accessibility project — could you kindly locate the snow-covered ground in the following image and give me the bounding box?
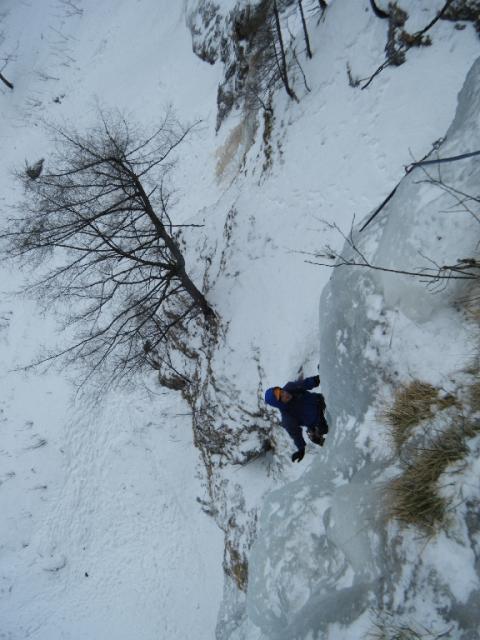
[0,2,224,638]
[1,1,479,639]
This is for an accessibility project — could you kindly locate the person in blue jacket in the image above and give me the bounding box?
[264,375,329,463]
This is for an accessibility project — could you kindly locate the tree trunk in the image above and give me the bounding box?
[273,0,297,101]
[133,175,215,320]
[298,0,312,59]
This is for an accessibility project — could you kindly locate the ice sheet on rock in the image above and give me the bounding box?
[367,59,480,322]
[246,455,386,639]
[319,265,380,422]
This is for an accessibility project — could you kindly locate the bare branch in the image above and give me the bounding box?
[0,71,13,89]
[309,218,480,290]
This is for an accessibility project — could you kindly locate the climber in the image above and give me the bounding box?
[264,375,329,463]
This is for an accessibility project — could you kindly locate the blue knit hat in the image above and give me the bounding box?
[265,387,283,409]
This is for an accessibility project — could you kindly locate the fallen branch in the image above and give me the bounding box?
[307,220,480,290]
[406,148,480,171]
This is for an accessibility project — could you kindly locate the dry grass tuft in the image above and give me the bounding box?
[462,282,480,325]
[469,379,480,413]
[469,304,480,325]
[463,284,480,411]
[381,381,456,452]
[383,277,480,533]
[224,536,249,592]
[387,474,445,531]
[386,423,475,530]
[368,613,452,640]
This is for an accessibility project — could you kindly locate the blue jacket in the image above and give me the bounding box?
[264,376,325,450]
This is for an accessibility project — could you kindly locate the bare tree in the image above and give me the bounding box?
[1,109,215,385]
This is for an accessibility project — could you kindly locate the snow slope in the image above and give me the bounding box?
[0,2,224,639]
[1,1,479,639]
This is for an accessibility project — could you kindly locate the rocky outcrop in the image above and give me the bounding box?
[442,0,480,35]
[186,0,295,130]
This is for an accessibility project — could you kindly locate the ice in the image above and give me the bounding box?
[370,59,480,322]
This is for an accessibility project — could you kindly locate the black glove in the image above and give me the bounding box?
[291,449,305,463]
[313,375,320,387]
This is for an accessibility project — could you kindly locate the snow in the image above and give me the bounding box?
[1,2,223,639]
[1,0,480,639]
[422,532,478,604]
[0,383,224,639]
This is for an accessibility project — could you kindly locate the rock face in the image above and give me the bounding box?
[186,0,480,132]
[442,0,480,35]
[186,0,224,65]
[187,0,267,130]
[244,58,480,639]
[186,0,294,130]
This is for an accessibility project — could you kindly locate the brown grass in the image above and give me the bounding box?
[381,381,456,452]
[386,423,474,530]
[469,378,480,413]
[224,541,248,592]
[368,613,451,640]
[463,283,480,411]
[463,283,480,325]
[383,278,480,533]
